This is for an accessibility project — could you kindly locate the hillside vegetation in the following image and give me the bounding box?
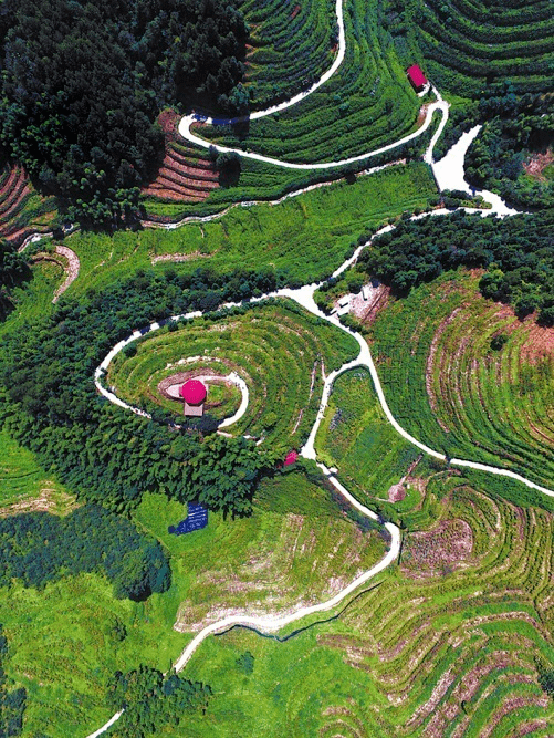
[0,0,248,223]
[200,0,422,164]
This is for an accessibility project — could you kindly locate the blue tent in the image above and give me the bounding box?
[169,502,208,535]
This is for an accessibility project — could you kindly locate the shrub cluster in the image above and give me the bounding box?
[0,506,170,600]
[359,209,554,323]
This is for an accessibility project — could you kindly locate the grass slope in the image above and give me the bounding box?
[181,475,554,737]
[316,367,419,503]
[66,163,437,295]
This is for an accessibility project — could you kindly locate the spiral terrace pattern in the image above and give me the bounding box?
[23,0,544,731]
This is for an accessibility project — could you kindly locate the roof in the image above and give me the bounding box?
[284,450,298,467]
[407,64,427,88]
[179,379,207,405]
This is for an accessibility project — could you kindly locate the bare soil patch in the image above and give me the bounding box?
[401,519,473,577]
[523,148,553,180]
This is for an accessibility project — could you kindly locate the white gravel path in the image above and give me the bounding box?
[431,125,520,216]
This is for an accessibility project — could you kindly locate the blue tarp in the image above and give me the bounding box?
[168,502,208,535]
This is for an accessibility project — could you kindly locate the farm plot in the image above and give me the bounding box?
[369,271,554,490]
[389,0,554,97]
[0,163,57,243]
[106,300,358,447]
[136,472,387,635]
[315,367,419,504]
[69,162,438,294]
[184,476,554,737]
[199,0,421,164]
[242,0,336,110]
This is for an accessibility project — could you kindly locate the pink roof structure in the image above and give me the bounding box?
[283,450,298,467]
[407,64,427,90]
[179,379,207,405]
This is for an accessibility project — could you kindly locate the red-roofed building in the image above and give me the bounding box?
[283,450,298,467]
[407,64,427,92]
[180,379,207,417]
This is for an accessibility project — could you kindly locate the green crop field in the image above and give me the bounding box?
[200,0,424,164]
[316,367,419,503]
[0,468,387,737]
[369,270,554,490]
[181,473,554,737]
[385,0,554,97]
[0,430,74,514]
[107,299,358,448]
[242,0,336,110]
[65,162,436,295]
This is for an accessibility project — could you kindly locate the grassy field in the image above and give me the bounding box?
[369,271,554,490]
[107,300,358,448]
[201,0,423,165]
[0,429,74,514]
[179,473,554,737]
[64,163,437,296]
[315,367,419,504]
[0,453,387,737]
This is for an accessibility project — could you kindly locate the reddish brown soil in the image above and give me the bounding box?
[523,148,553,180]
[141,112,220,206]
[401,519,473,577]
[291,4,301,18]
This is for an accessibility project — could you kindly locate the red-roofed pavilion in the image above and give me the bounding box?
[407,64,427,92]
[180,379,207,416]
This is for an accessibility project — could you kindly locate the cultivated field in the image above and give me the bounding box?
[316,368,419,504]
[369,271,554,489]
[66,163,437,294]
[243,0,336,109]
[107,300,358,447]
[387,0,554,97]
[183,475,554,736]
[200,0,422,164]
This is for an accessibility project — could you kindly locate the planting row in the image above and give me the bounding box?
[107,299,358,449]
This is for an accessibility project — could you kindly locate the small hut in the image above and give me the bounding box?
[180,379,207,417]
[407,64,427,92]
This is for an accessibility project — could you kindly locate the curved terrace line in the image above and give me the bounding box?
[178,96,448,171]
[86,135,546,737]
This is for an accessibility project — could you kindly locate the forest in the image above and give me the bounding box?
[359,208,554,324]
[0,626,26,738]
[0,240,28,319]
[0,0,248,223]
[0,267,279,517]
[465,91,554,210]
[106,665,210,738]
[0,506,170,600]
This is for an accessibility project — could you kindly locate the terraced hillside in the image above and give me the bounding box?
[388,0,554,97]
[199,0,422,164]
[369,271,554,490]
[106,300,358,447]
[316,368,420,504]
[182,474,554,737]
[242,0,336,109]
[0,164,56,243]
[141,142,219,205]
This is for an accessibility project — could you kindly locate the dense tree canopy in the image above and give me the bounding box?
[0,506,170,600]
[107,665,210,738]
[360,209,554,323]
[0,239,28,319]
[0,0,248,223]
[0,625,26,738]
